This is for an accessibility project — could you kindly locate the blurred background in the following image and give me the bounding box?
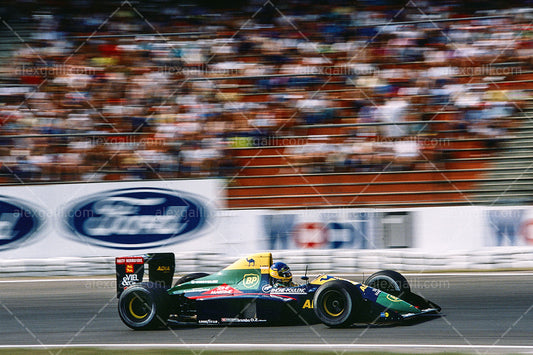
[0,0,532,210]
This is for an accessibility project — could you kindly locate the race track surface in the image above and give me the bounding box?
[1,273,533,353]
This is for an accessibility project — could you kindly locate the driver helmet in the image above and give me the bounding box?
[269,261,292,286]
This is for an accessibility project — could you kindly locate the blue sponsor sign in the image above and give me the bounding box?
[262,212,371,249]
[63,187,211,249]
[0,196,43,251]
[486,209,525,246]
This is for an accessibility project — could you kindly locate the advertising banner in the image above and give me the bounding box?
[259,209,414,250]
[3,179,533,262]
[0,179,224,258]
[258,206,533,251]
[484,207,532,247]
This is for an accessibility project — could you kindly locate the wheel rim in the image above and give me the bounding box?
[322,290,345,317]
[126,292,151,321]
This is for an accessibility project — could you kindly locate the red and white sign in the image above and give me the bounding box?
[294,222,327,248]
[115,257,144,264]
[203,284,242,295]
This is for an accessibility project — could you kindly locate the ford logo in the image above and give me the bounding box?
[63,187,212,249]
[0,195,43,251]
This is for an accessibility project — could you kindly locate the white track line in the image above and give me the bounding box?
[0,278,115,283]
[1,343,533,352]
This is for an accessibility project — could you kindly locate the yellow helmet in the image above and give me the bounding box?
[269,262,292,285]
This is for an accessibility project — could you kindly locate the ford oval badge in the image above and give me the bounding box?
[0,195,43,251]
[63,187,212,249]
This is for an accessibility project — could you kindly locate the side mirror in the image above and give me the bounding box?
[302,265,309,285]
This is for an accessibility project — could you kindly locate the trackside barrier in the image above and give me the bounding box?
[2,247,533,277]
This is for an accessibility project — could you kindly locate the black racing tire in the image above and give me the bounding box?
[313,280,361,328]
[118,282,170,330]
[364,270,410,297]
[174,272,209,286]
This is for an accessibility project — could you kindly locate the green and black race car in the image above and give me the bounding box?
[116,252,441,330]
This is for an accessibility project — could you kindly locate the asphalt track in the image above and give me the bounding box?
[1,273,533,354]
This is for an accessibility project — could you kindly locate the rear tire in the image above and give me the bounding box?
[118,282,170,330]
[365,270,410,297]
[313,280,361,327]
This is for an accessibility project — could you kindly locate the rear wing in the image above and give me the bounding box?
[115,252,175,298]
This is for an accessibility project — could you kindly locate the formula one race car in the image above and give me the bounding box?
[115,252,441,330]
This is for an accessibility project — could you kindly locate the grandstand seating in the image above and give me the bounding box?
[1,2,532,210]
[225,85,533,209]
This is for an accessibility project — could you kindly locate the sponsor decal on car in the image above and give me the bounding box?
[115,256,144,291]
[198,319,219,325]
[221,317,267,323]
[302,299,313,308]
[270,287,307,294]
[386,294,402,302]
[191,279,218,284]
[261,284,273,292]
[120,273,139,288]
[63,187,212,249]
[310,275,338,285]
[188,288,211,293]
[203,284,241,295]
[380,312,390,318]
[242,273,260,288]
[0,196,43,251]
[116,257,145,264]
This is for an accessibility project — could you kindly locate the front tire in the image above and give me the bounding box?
[118,282,170,330]
[364,270,410,297]
[313,280,361,327]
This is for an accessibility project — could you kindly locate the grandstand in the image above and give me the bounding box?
[0,0,532,209]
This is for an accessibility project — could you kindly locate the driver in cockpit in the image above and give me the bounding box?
[269,261,298,287]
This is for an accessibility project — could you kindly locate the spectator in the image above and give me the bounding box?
[0,0,529,183]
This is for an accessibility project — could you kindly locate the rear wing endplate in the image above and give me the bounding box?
[115,252,175,297]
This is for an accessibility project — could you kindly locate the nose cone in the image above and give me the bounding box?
[376,292,421,314]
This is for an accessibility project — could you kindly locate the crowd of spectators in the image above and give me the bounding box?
[0,0,531,182]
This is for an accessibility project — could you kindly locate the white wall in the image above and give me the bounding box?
[2,179,533,266]
[414,206,485,251]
